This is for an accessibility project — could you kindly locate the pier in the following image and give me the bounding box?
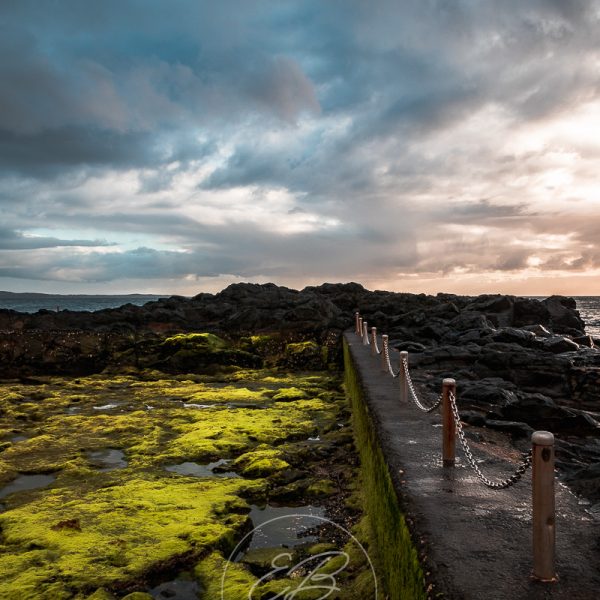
[344,329,600,599]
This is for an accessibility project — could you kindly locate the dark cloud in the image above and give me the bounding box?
[0,227,112,250]
[0,128,156,177]
[1,0,600,291]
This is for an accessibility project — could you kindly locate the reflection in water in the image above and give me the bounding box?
[0,473,56,500]
[88,448,127,471]
[246,504,326,551]
[148,574,201,600]
[165,459,240,478]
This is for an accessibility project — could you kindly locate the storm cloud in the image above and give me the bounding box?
[1,0,600,294]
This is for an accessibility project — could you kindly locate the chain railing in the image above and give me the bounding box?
[382,336,400,378]
[402,356,442,413]
[355,314,532,483]
[352,310,556,581]
[449,391,532,489]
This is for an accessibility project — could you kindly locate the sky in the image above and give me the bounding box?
[1,0,600,296]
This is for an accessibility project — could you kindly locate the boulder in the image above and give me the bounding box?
[541,336,580,354]
[521,324,552,337]
[483,419,534,439]
[513,297,550,328]
[542,295,586,336]
[490,328,536,346]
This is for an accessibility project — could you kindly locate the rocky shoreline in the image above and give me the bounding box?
[1,282,599,507]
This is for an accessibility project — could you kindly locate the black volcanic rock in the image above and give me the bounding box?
[542,295,587,336]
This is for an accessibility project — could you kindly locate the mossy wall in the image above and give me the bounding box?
[343,341,426,600]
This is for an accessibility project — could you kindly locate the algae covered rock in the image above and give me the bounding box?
[195,551,257,599]
[233,447,290,477]
[281,341,328,370]
[272,387,308,402]
[0,476,260,597]
[0,344,357,597]
[86,589,116,600]
[155,332,263,372]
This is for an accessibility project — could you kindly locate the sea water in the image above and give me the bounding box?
[573,297,600,337]
[0,293,164,313]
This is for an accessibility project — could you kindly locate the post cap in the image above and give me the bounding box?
[372,326,377,332]
[382,334,388,339]
[532,431,554,446]
[442,378,456,386]
[399,350,408,357]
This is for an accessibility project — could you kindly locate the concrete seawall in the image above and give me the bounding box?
[344,331,600,599]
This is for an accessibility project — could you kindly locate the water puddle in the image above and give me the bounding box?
[0,473,56,499]
[226,402,266,410]
[10,434,28,443]
[165,459,240,478]
[148,573,201,599]
[245,504,326,551]
[182,403,212,409]
[92,403,121,410]
[87,449,127,471]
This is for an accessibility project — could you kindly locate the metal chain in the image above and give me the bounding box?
[383,339,400,378]
[402,357,443,413]
[449,391,532,489]
[371,331,381,355]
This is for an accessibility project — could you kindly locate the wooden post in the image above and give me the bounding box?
[399,351,408,403]
[442,378,456,467]
[362,322,369,345]
[532,431,557,582]
[358,317,363,338]
[371,327,377,355]
[355,312,361,336]
[381,335,388,372]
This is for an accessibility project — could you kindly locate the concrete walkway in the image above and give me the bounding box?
[345,332,600,600]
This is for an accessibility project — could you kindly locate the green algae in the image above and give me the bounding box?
[0,340,354,598]
[232,447,290,477]
[0,331,380,598]
[271,386,308,401]
[161,332,227,350]
[195,551,257,599]
[0,476,261,598]
[85,589,116,600]
[283,341,328,370]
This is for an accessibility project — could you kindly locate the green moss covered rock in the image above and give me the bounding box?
[233,447,290,477]
[0,357,357,598]
[282,342,327,370]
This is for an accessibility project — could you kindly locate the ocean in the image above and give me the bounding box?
[0,292,599,337]
[571,296,600,338]
[0,292,165,313]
